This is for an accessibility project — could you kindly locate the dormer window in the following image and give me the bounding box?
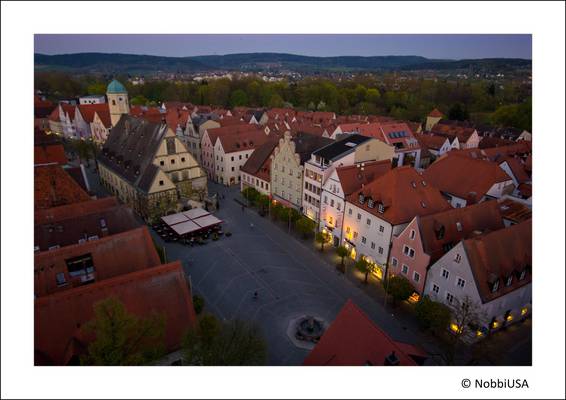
[505,275,513,286]
[378,204,384,214]
[456,222,462,232]
[519,269,526,280]
[491,279,499,293]
[367,199,375,208]
[358,194,365,204]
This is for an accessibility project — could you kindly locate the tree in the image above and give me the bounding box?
[192,295,204,315]
[242,187,260,206]
[183,314,267,366]
[130,95,149,106]
[315,231,330,252]
[81,297,166,366]
[230,89,248,107]
[271,203,284,221]
[336,245,349,273]
[415,295,451,334]
[386,275,414,306]
[447,103,470,121]
[450,296,485,338]
[86,82,107,96]
[256,194,270,213]
[295,216,315,239]
[355,257,371,284]
[268,94,284,108]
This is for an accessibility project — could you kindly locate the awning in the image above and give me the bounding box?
[161,207,222,236]
[171,220,201,235]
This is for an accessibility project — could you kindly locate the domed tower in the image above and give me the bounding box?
[106,79,130,127]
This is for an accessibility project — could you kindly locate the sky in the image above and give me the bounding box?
[34,34,532,60]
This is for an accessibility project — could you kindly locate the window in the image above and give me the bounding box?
[378,246,384,254]
[328,216,333,224]
[492,280,499,292]
[246,154,249,158]
[181,157,185,162]
[231,156,234,161]
[456,277,466,288]
[160,160,164,166]
[362,236,366,244]
[56,272,66,286]
[446,292,454,304]
[401,264,409,275]
[403,245,415,258]
[330,199,334,207]
[410,230,416,240]
[366,218,371,226]
[505,276,513,286]
[454,253,462,263]
[353,231,358,239]
[391,257,398,267]
[378,204,384,213]
[519,270,526,280]
[371,242,375,249]
[231,167,234,172]
[432,284,439,294]
[413,271,420,283]
[357,213,361,221]
[324,195,328,204]
[66,254,94,279]
[159,180,164,186]
[337,203,341,211]
[379,225,384,233]
[442,269,450,279]
[171,159,175,164]
[348,208,352,215]
[239,155,242,160]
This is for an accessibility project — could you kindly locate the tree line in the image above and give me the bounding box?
[35,71,532,130]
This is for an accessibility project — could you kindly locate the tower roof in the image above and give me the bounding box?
[106,79,127,94]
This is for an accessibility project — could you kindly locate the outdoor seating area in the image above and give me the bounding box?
[150,208,226,246]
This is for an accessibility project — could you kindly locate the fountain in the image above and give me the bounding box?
[287,314,326,349]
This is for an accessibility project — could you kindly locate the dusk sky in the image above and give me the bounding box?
[34,34,532,60]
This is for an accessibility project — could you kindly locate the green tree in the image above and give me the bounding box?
[268,94,284,108]
[230,89,248,107]
[315,231,330,252]
[415,295,451,334]
[256,194,270,214]
[130,95,149,106]
[242,187,260,206]
[447,102,470,121]
[86,82,107,95]
[295,216,315,239]
[271,203,284,221]
[386,275,415,306]
[491,99,531,131]
[355,257,371,284]
[183,314,267,366]
[336,246,349,272]
[192,295,204,315]
[81,297,166,366]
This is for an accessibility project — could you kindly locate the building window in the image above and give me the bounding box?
[171,159,175,164]
[324,195,328,204]
[401,264,409,275]
[56,272,66,286]
[231,156,234,161]
[432,284,439,294]
[366,218,371,226]
[371,242,375,249]
[446,292,454,304]
[160,160,164,166]
[330,199,334,207]
[348,208,352,215]
[159,180,164,186]
[353,231,358,239]
[403,245,415,258]
[442,269,450,279]
[337,203,341,211]
[361,236,366,244]
[454,253,462,263]
[492,280,499,292]
[457,277,466,288]
[231,167,235,171]
[181,157,185,162]
[378,246,384,255]
[379,225,384,233]
[506,276,513,286]
[346,227,351,233]
[378,204,384,213]
[357,213,361,221]
[410,230,416,240]
[413,271,420,283]
[391,257,398,267]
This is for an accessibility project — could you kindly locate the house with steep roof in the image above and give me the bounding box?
[320,160,392,246]
[303,300,427,366]
[342,166,451,280]
[48,103,77,138]
[423,154,515,208]
[35,164,91,210]
[240,139,279,196]
[424,220,531,341]
[270,132,333,209]
[425,108,444,131]
[415,133,452,157]
[97,115,207,221]
[389,201,505,296]
[302,134,394,223]
[35,261,196,365]
[430,120,480,149]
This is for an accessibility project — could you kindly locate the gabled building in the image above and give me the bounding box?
[98,115,207,221]
[430,120,481,149]
[389,201,505,296]
[425,108,444,131]
[424,220,531,340]
[270,132,333,209]
[342,166,451,280]
[35,164,91,210]
[34,129,67,166]
[304,300,427,366]
[48,103,77,138]
[415,133,452,158]
[320,160,392,246]
[302,134,394,223]
[240,139,279,196]
[423,154,515,208]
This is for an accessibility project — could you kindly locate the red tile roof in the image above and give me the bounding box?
[431,122,476,143]
[428,108,444,118]
[34,261,196,365]
[348,166,451,225]
[35,197,119,225]
[417,200,505,263]
[415,133,450,151]
[335,160,392,196]
[217,128,270,154]
[34,226,160,297]
[452,142,531,163]
[463,220,531,303]
[423,154,513,201]
[240,139,278,181]
[34,142,68,166]
[34,165,91,210]
[499,156,530,184]
[303,300,423,366]
[497,197,532,224]
[77,104,110,124]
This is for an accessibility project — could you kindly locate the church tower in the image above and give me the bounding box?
[106,79,130,127]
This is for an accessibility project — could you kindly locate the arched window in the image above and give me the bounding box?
[112,99,116,106]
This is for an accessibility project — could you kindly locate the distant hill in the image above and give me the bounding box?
[34,52,531,74]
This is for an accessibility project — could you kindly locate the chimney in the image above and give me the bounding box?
[100,218,109,237]
[384,351,400,366]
